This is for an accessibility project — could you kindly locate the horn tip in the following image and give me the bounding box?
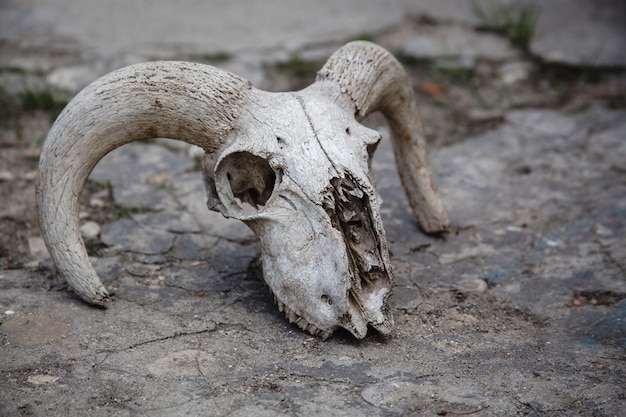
[73,285,111,307]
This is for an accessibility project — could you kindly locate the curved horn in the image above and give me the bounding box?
[36,61,251,305]
[316,41,450,234]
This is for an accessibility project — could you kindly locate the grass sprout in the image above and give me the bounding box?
[471,0,540,51]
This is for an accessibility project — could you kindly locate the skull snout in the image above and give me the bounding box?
[252,199,357,337]
[209,148,393,339]
[323,175,394,337]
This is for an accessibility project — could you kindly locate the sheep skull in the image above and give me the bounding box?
[36,41,450,339]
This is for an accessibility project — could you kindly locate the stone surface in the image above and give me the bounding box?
[2,107,625,416]
[1,1,625,416]
[406,0,626,68]
[101,218,175,254]
[400,25,519,63]
[0,0,406,58]
[3,0,623,97]
[1,315,70,346]
[0,0,411,90]
[531,0,626,66]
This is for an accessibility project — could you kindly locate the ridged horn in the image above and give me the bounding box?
[36,61,252,305]
[316,41,450,234]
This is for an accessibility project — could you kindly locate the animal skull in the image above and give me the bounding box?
[36,41,450,339]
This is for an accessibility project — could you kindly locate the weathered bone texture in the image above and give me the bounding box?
[36,41,450,339]
[317,42,449,233]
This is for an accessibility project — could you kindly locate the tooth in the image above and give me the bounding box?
[287,311,298,323]
[278,304,327,338]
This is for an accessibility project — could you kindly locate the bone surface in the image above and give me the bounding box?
[36,41,449,339]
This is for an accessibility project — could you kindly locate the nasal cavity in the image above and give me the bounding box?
[321,294,333,305]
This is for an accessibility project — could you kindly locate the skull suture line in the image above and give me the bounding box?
[36,42,450,339]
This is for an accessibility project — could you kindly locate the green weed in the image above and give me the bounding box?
[86,242,107,257]
[471,0,540,51]
[351,32,375,42]
[275,54,317,78]
[116,206,144,217]
[0,85,68,128]
[393,49,430,68]
[194,51,233,64]
[0,86,15,127]
[20,89,67,118]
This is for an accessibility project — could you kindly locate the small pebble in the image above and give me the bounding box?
[27,374,60,385]
[5,310,15,315]
[499,61,530,85]
[594,223,613,237]
[186,144,205,159]
[22,170,38,181]
[81,221,101,240]
[544,239,559,247]
[457,278,488,293]
[89,197,105,208]
[147,173,171,186]
[468,109,504,124]
[0,170,15,182]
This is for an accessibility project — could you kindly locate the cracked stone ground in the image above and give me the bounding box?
[1,4,626,416]
[1,107,624,416]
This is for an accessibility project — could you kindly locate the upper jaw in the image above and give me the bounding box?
[325,175,395,338]
[277,184,394,340]
[243,170,395,339]
[272,286,392,340]
[273,295,335,340]
[338,276,394,339]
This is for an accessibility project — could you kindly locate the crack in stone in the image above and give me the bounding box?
[98,326,218,354]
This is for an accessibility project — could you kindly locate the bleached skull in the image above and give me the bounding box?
[36,42,449,339]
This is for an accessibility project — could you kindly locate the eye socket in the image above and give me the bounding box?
[219,151,276,210]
